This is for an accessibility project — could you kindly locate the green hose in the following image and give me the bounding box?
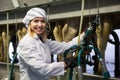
[64,45,79,80]
[64,26,110,80]
[64,45,79,58]
[69,68,73,80]
[9,53,18,80]
[77,45,110,80]
[88,45,110,79]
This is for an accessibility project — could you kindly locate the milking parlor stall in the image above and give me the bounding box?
[0,0,120,80]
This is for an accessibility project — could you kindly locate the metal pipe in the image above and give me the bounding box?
[6,11,10,78]
[77,49,84,80]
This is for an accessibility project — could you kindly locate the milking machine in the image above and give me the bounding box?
[63,17,110,80]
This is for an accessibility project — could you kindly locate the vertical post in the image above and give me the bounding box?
[6,11,10,76]
[114,35,120,77]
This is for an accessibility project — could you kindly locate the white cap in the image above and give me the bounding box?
[22,7,47,28]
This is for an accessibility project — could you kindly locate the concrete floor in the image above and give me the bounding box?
[0,62,119,80]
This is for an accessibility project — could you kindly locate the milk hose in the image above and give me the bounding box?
[89,45,110,80]
[9,53,17,80]
[64,25,110,80]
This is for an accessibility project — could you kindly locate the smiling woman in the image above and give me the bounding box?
[17,7,84,80]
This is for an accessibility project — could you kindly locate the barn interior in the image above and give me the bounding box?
[0,0,120,80]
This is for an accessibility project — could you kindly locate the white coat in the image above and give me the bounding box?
[17,33,81,80]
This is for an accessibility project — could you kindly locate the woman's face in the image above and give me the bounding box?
[29,17,46,35]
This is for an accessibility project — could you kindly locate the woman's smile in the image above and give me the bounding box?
[29,17,46,35]
[34,26,45,34]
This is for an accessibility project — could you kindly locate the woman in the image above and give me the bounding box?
[17,7,84,80]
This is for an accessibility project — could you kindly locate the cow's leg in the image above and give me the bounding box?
[2,31,10,62]
[62,19,79,42]
[17,27,27,41]
[2,32,7,62]
[53,23,63,62]
[62,23,78,42]
[21,27,27,36]
[96,16,112,74]
[53,24,63,42]
[0,36,3,62]
[17,29,23,41]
